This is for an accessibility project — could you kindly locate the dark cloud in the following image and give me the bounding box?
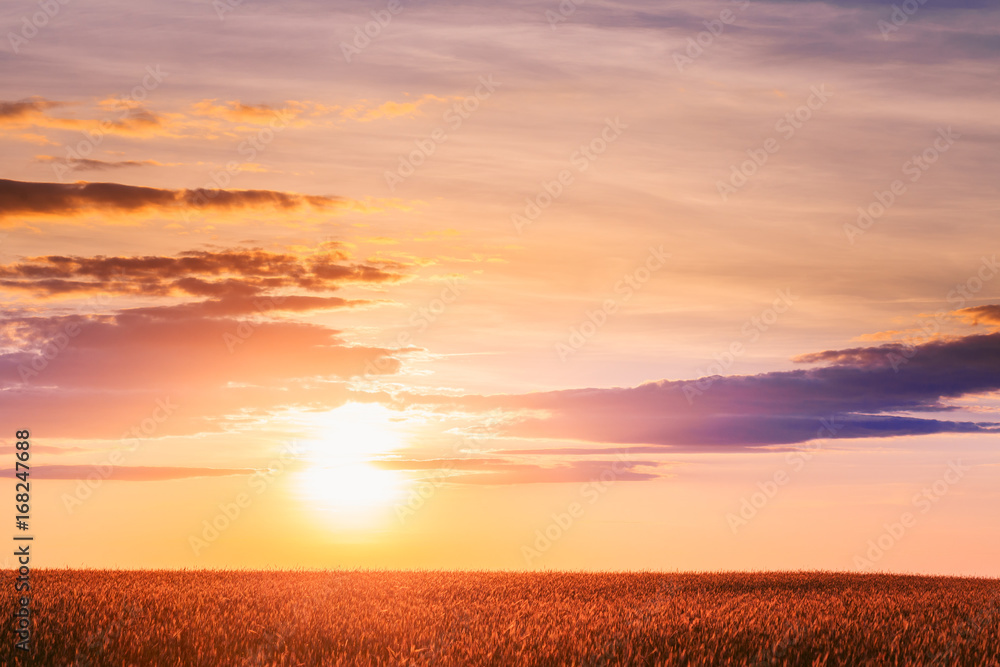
[0,248,407,298]
[0,179,348,219]
[35,156,161,173]
[0,97,65,120]
[407,327,1000,450]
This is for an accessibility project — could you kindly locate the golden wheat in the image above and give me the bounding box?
[1,570,998,666]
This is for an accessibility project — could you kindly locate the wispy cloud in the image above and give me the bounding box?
[375,457,665,485]
[34,156,163,173]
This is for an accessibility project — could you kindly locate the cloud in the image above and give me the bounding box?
[0,97,66,121]
[0,465,257,481]
[191,99,308,125]
[0,178,349,222]
[0,244,417,440]
[1,91,466,148]
[0,247,408,298]
[189,94,454,128]
[406,327,1000,450]
[0,312,413,441]
[123,294,380,319]
[764,0,993,8]
[35,156,162,173]
[0,312,402,391]
[340,94,456,122]
[374,457,663,484]
[0,98,169,138]
[956,305,1000,327]
[0,385,398,441]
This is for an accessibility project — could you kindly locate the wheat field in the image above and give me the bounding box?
[2,570,999,666]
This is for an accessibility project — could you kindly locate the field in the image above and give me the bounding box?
[2,570,999,665]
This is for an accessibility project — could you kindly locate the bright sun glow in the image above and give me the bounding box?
[300,464,402,511]
[308,402,405,464]
[297,403,409,529]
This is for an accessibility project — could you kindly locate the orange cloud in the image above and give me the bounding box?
[0,93,460,147]
[0,97,172,139]
[191,99,309,126]
[340,94,454,122]
[956,305,1000,328]
[192,94,456,126]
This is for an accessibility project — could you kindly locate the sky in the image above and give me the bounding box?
[1,0,999,574]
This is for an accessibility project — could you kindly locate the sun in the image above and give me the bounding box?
[296,402,409,529]
[306,402,405,463]
[300,463,402,510]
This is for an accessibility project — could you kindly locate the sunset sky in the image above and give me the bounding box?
[1,0,999,575]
